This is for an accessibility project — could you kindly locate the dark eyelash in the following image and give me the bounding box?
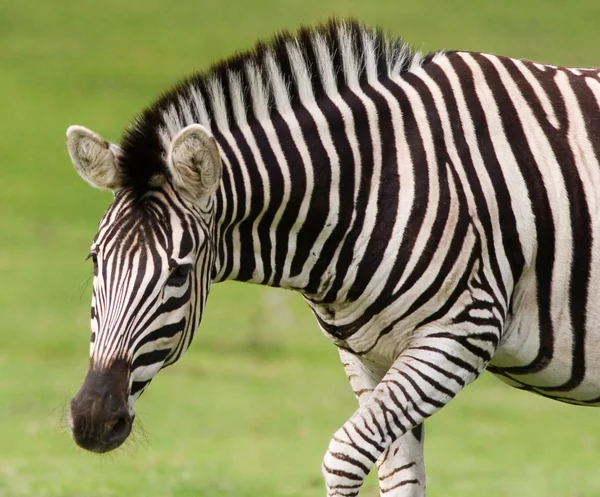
[167,264,192,287]
[87,252,99,276]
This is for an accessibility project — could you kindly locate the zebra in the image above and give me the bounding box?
[65,18,600,496]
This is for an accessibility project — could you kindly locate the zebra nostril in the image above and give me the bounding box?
[107,413,131,444]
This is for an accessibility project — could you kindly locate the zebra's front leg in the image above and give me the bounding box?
[325,329,496,496]
[377,426,425,496]
[340,349,425,496]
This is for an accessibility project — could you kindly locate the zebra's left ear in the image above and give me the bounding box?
[66,125,123,190]
[167,124,222,201]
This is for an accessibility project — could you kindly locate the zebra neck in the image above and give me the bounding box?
[210,94,388,303]
[210,78,415,306]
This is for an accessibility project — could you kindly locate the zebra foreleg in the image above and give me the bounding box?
[376,426,425,497]
[339,349,426,496]
[324,331,494,496]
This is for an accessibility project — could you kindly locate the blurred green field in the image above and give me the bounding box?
[2,1,600,496]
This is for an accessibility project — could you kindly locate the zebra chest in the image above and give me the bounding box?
[310,303,416,369]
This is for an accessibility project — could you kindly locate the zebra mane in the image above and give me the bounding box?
[118,18,433,194]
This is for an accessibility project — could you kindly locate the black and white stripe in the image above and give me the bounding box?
[89,185,215,400]
[73,19,600,496]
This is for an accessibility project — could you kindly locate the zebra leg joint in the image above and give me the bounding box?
[376,426,425,496]
[323,331,495,496]
[337,349,426,496]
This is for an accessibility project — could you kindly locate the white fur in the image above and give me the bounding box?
[154,24,424,156]
[360,30,378,84]
[313,34,338,96]
[245,62,271,121]
[265,51,292,114]
[207,76,230,132]
[159,104,184,151]
[389,41,409,76]
[228,72,248,126]
[337,24,360,89]
[287,41,315,104]
[189,86,211,126]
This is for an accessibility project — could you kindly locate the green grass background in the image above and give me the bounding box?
[1,1,600,496]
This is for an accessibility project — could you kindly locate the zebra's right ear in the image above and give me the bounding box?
[167,124,222,201]
[66,126,123,190]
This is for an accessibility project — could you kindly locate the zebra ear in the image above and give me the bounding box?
[66,126,123,190]
[167,124,222,201]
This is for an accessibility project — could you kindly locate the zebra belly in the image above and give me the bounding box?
[489,302,600,405]
[487,369,600,406]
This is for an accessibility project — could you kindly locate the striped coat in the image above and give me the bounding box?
[66,19,600,496]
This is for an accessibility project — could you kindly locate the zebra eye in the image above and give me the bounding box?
[86,252,98,275]
[167,264,192,287]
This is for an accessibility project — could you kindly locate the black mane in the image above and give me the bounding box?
[118,18,432,196]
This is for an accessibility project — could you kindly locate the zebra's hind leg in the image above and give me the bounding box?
[324,329,495,496]
[339,349,425,496]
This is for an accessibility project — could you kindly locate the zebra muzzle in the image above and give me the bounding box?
[68,360,133,453]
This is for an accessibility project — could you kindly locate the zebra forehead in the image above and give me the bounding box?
[115,18,431,199]
[94,189,200,254]
[94,226,198,267]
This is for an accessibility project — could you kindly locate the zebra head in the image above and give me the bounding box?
[65,123,222,452]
